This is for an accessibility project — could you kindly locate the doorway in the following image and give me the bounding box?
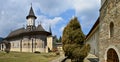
[107,48,119,62]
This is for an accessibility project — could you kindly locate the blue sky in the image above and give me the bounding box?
[0,0,100,38]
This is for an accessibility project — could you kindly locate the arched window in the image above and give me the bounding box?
[110,22,114,37]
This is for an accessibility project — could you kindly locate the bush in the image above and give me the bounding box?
[56,51,60,55]
[34,51,41,54]
[52,48,58,52]
[5,49,10,53]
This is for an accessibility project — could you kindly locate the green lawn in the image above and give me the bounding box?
[0,51,59,62]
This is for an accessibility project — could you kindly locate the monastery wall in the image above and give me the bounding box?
[9,35,48,53]
[86,25,99,56]
[99,0,120,61]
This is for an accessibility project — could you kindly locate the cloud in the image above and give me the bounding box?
[33,0,100,35]
[0,0,30,37]
[33,0,71,16]
[0,0,100,37]
[32,0,100,16]
[59,25,65,32]
[36,15,63,31]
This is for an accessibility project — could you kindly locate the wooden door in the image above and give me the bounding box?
[107,48,119,62]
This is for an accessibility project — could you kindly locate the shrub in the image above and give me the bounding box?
[5,49,10,53]
[34,51,41,54]
[52,48,58,52]
[56,51,60,55]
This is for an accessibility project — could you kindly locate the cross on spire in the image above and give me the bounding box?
[26,4,37,19]
[31,3,32,7]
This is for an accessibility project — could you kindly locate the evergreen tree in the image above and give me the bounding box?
[58,36,62,43]
[62,17,90,62]
[54,35,58,43]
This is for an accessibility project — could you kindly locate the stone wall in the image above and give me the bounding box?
[101,0,106,6]
[99,0,120,61]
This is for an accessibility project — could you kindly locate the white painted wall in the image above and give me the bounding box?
[86,28,99,56]
[27,17,35,26]
[47,36,53,51]
[9,35,47,53]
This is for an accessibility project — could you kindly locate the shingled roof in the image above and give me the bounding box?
[7,28,25,38]
[26,6,37,19]
[6,25,51,39]
[37,24,45,31]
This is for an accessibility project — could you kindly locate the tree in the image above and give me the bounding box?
[62,17,90,62]
[55,36,62,43]
[58,36,62,43]
[54,35,59,43]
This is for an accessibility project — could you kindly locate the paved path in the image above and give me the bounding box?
[84,53,98,62]
[50,54,66,62]
[50,53,98,62]
[64,59,71,62]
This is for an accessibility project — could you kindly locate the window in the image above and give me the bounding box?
[12,43,14,48]
[28,43,30,48]
[110,22,114,37]
[24,43,26,47]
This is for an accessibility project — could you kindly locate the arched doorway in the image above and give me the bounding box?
[107,48,119,62]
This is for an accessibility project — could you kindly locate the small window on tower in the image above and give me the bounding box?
[110,22,114,37]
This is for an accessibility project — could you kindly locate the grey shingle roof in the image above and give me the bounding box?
[26,6,37,19]
[37,24,45,31]
[7,28,25,38]
[6,25,51,39]
[29,7,35,16]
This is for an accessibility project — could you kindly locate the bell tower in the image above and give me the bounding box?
[26,5,37,30]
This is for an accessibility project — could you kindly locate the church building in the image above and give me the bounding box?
[86,0,120,62]
[0,6,53,53]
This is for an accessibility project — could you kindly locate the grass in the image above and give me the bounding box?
[0,51,60,62]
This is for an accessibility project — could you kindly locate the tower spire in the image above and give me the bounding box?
[26,4,37,30]
[26,5,37,19]
[49,25,52,35]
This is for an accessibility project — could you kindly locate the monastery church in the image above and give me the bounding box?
[86,0,120,62]
[0,6,53,53]
[1,0,120,62]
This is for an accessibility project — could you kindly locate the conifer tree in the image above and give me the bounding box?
[58,36,62,43]
[62,17,90,62]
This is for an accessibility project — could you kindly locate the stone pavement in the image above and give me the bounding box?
[63,53,98,62]
[50,53,66,62]
[64,59,71,62]
[84,53,98,62]
[50,53,98,62]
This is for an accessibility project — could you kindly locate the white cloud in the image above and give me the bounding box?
[72,0,100,15]
[32,0,100,16]
[36,15,63,31]
[59,26,65,32]
[0,0,30,37]
[0,0,100,37]
[33,0,100,35]
[33,0,71,16]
